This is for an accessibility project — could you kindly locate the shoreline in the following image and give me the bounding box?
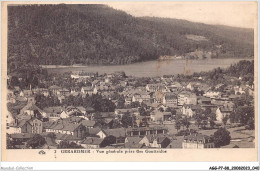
[40,58,252,69]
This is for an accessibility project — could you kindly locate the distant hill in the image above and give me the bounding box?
[7,4,254,73]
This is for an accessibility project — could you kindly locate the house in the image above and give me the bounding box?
[124,97,132,105]
[182,133,214,148]
[7,120,32,134]
[114,108,139,117]
[148,103,167,111]
[15,96,27,103]
[29,117,43,134]
[45,122,86,139]
[163,93,178,107]
[7,90,16,103]
[135,115,150,127]
[81,120,97,128]
[124,136,145,148]
[150,110,172,122]
[126,126,168,136]
[9,133,34,148]
[87,128,101,136]
[93,85,115,94]
[32,88,49,97]
[216,107,232,123]
[186,82,200,91]
[204,90,221,98]
[141,134,171,148]
[81,86,93,95]
[77,106,87,115]
[167,136,184,149]
[146,84,165,92]
[91,80,100,87]
[70,87,80,94]
[178,91,197,106]
[20,100,47,119]
[215,83,225,90]
[153,91,164,103]
[168,82,183,91]
[182,104,202,117]
[71,71,96,79]
[60,106,86,119]
[63,116,85,124]
[43,106,66,121]
[12,86,21,93]
[19,90,33,97]
[97,128,126,144]
[198,83,211,92]
[138,136,150,146]
[234,86,245,95]
[85,107,95,114]
[245,87,254,96]
[57,88,70,96]
[198,96,211,105]
[57,95,66,104]
[55,133,83,145]
[49,85,62,95]
[102,91,115,100]
[81,137,105,149]
[6,111,15,130]
[132,92,151,103]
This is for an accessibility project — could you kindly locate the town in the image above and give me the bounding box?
[6,60,255,149]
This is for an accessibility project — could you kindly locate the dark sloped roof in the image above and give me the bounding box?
[184,133,213,142]
[220,107,232,112]
[145,134,170,143]
[125,136,142,144]
[125,142,144,148]
[10,133,34,139]
[81,137,104,145]
[81,120,96,127]
[63,116,85,123]
[55,133,83,141]
[102,128,126,138]
[88,128,101,135]
[46,121,83,132]
[17,119,31,128]
[167,136,184,148]
[43,106,65,114]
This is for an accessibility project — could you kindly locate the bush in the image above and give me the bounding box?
[26,134,46,149]
[213,128,231,148]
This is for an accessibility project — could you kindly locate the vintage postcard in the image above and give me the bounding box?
[1,1,258,162]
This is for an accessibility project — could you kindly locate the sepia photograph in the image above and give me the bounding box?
[1,1,258,163]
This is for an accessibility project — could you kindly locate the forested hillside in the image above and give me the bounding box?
[8,4,254,73]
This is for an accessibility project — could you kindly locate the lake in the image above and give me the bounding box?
[43,58,249,77]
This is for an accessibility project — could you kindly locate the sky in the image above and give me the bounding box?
[106,1,257,29]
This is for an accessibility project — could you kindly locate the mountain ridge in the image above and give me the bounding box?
[7,4,254,74]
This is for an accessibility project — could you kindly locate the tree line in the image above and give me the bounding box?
[8,4,253,74]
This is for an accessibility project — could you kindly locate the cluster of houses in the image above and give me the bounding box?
[6,71,254,149]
